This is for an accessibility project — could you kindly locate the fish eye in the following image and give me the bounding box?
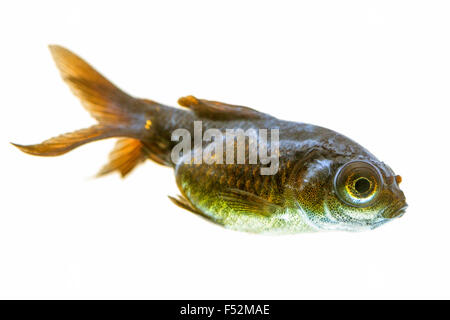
[354,177,371,193]
[333,160,383,207]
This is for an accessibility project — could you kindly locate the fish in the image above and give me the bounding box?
[12,45,407,234]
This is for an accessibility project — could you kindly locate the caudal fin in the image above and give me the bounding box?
[11,125,126,156]
[12,45,149,177]
[48,45,135,125]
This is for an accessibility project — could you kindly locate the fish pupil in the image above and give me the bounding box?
[354,178,371,194]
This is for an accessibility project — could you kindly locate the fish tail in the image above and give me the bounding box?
[12,45,165,177]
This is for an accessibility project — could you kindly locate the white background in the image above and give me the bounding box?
[1,1,449,299]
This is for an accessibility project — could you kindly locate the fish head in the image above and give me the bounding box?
[290,155,407,231]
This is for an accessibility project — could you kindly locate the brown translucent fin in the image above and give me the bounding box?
[97,138,147,178]
[218,188,282,217]
[178,95,267,120]
[11,125,122,156]
[168,195,203,215]
[49,45,135,125]
[12,46,149,171]
[12,45,165,177]
[168,195,219,223]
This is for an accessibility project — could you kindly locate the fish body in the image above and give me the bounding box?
[13,46,407,234]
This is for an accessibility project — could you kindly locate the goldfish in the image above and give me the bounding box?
[12,45,407,234]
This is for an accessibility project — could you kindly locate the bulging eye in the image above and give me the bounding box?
[333,160,383,207]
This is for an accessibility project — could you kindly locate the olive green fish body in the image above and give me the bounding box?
[170,120,390,233]
[174,154,315,234]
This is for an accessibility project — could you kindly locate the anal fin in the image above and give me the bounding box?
[97,138,147,178]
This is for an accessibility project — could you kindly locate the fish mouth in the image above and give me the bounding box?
[381,202,408,219]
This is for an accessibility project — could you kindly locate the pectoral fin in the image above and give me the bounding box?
[218,188,282,217]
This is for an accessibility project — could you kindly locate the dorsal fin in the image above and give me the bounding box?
[177,95,267,120]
